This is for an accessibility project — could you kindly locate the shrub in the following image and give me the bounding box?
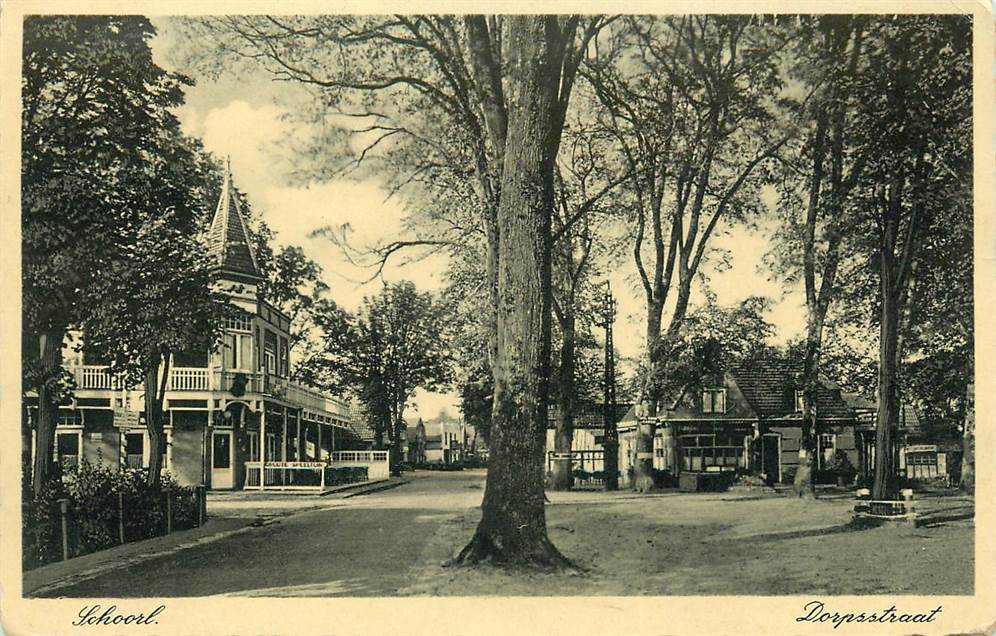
[23,461,199,569]
[652,469,677,488]
[733,473,768,488]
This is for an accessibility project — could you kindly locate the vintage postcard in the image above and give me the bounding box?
[1,1,993,634]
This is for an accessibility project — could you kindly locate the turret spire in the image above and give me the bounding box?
[207,159,261,282]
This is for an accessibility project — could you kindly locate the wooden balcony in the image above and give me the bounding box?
[70,365,349,421]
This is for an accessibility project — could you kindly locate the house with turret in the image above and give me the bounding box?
[26,164,370,490]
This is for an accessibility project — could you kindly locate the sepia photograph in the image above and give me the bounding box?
[1,3,993,635]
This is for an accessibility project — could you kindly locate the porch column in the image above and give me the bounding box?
[260,404,266,491]
[317,424,323,461]
[281,407,288,486]
[281,408,288,462]
[296,410,303,460]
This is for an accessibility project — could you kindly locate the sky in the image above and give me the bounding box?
[148,17,808,420]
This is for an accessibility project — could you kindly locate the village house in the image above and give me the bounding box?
[544,403,632,479]
[616,357,864,487]
[26,165,368,490]
[422,415,467,466]
[613,357,939,488]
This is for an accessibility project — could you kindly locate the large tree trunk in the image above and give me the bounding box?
[961,382,974,493]
[633,308,663,493]
[145,350,170,486]
[390,391,405,476]
[31,328,65,496]
[873,186,902,500]
[793,325,822,499]
[456,16,574,569]
[549,314,575,490]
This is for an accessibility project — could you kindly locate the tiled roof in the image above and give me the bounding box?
[345,401,377,442]
[207,162,261,281]
[730,357,855,420]
[547,403,633,429]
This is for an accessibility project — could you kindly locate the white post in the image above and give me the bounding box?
[317,423,323,461]
[281,408,288,486]
[260,405,266,491]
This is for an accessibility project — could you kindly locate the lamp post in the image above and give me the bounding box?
[601,282,619,491]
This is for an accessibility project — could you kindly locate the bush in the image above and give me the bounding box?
[23,461,199,569]
[733,473,768,488]
[653,469,678,488]
[830,450,857,485]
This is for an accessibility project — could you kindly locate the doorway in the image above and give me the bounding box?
[761,434,781,484]
[211,430,234,489]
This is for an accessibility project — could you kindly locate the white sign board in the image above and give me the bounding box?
[114,408,140,428]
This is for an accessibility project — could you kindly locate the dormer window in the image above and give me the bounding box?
[702,389,726,414]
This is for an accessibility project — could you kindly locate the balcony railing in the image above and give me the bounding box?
[70,364,349,420]
[170,367,211,391]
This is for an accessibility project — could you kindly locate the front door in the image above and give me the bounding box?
[211,431,234,489]
[762,434,781,484]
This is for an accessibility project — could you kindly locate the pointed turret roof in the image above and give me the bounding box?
[207,159,261,281]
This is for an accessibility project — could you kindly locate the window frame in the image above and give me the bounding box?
[701,388,727,414]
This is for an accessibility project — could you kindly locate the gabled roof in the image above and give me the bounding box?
[345,400,377,442]
[730,357,854,420]
[207,160,261,281]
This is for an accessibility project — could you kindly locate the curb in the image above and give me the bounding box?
[317,478,391,497]
[343,479,409,498]
[26,521,257,597]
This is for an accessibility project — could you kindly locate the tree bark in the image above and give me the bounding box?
[873,178,903,500]
[633,309,663,493]
[961,382,974,493]
[31,328,65,497]
[456,16,576,569]
[145,350,170,486]
[549,314,575,490]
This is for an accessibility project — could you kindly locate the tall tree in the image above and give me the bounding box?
[548,113,628,491]
[83,207,231,485]
[584,16,787,491]
[22,16,192,494]
[846,16,972,499]
[767,16,867,498]
[173,13,610,567]
[325,282,451,473]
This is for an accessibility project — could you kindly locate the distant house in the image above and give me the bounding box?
[842,392,956,482]
[544,403,632,474]
[423,416,467,465]
[405,418,427,465]
[617,356,863,486]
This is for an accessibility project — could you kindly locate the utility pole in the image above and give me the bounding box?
[601,282,619,491]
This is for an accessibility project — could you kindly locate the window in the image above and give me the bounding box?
[279,337,289,377]
[702,389,726,414]
[222,313,253,332]
[224,333,253,370]
[264,348,276,375]
[212,433,231,469]
[56,431,81,471]
[679,433,745,472]
[818,433,836,469]
[795,390,805,412]
[125,432,145,469]
[248,431,259,461]
[266,434,278,461]
[907,452,937,467]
